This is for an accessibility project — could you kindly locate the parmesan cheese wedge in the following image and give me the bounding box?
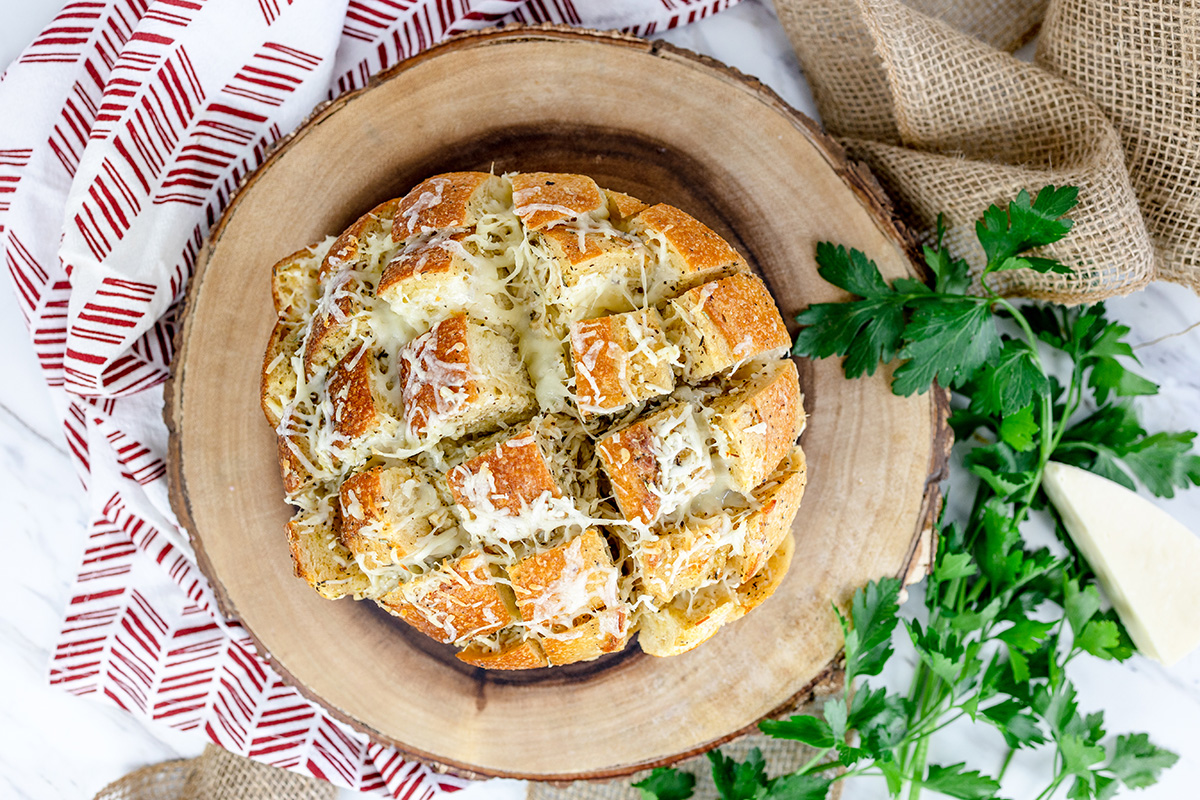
[1042,461,1200,666]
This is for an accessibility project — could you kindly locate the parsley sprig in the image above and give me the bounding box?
[638,187,1196,800]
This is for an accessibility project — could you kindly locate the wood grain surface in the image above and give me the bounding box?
[165,25,950,781]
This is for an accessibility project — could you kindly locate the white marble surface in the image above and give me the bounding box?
[2,1,1198,799]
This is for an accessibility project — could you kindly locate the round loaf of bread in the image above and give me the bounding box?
[261,171,807,669]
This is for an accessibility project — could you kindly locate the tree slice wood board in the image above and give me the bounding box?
[165,25,950,782]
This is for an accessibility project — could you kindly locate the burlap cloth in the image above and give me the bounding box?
[92,745,336,800]
[775,0,1199,302]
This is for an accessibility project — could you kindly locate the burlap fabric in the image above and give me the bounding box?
[92,745,336,800]
[775,0,1199,302]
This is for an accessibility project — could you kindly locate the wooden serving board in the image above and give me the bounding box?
[165,25,950,781]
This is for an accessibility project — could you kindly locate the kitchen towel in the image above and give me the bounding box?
[0,2,740,797]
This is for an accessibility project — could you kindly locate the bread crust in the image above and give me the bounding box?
[569,308,676,416]
[511,172,604,231]
[319,197,402,281]
[447,427,562,515]
[627,203,746,301]
[667,272,791,381]
[393,172,495,239]
[377,550,516,644]
[597,403,714,525]
[456,637,549,670]
[710,359,806,493]
[733,446,807,582]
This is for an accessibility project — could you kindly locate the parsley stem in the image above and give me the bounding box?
[795,748,834,776]
[906,735,930,800]
[997,746,1016,780]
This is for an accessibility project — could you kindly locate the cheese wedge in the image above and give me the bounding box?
[1042,461,1200,666]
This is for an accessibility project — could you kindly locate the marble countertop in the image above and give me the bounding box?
[3,2,1198,799]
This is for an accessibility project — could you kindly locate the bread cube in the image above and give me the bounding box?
[270,241,325,323]
[540,607,631,666]
[337,464,458,572]
[626,203,746,302]
[731,446,807,582]
[605,190,649,225]
[327,344,400,440]
[737,530,795,615]
[707,359,806,493]
[511,172,605,231]
[597,403,715,525]
[318,197,402,281]
[397,313,536,440]
[638,582,745,658]
[261,320,302,428]
[377,550,517,644]
[286,507,370,600]
[456,636,549,670]
[540,226,646,320]
[637,516,735,604]
[447,427,562,516]
[665,272,791,382]
[392,172,499,239]
[376,231,473,320]
[570,309,677,417]
[507,529,620,627]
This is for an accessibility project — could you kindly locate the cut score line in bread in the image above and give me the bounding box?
[261,170,809,668]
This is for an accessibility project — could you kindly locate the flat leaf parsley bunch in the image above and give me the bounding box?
[636,187,1199,800]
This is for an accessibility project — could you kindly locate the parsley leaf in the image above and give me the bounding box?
[921,763,1001,799]
[758,716,834,749]
[839,577,902,681]
[892,299,999,395]
[1104,733,1179,789]
[634,768,696,800]
[976,185,1077,274]
[791,243,908,379]
[972,339,1049,417]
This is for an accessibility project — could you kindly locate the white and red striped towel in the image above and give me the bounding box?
[0,2,740,796]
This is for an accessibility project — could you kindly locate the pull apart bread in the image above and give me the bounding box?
[261,171,808,669]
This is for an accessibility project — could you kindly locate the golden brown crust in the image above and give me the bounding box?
[627,203,746,299]
[511,172,604,231]
[393,172,493,239]
[456,637,549,670]
[327,345,379,439]
[337,464,448,570]
[507,529,619,627]
[397,313,475,436]
[447,428,562,515]
[318,198,402,281]
[569,309,675,416]
[710,360,805,493]
[734,446,807,582]
[377,550,516,644]
[301,290,358,380]
[597,414,662,525]
[276,428,315,496]
[376,231,469,299]
[667,272,791,381]
[540,608,631,666]
[596,403,713,525]
[605,190,649,224]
